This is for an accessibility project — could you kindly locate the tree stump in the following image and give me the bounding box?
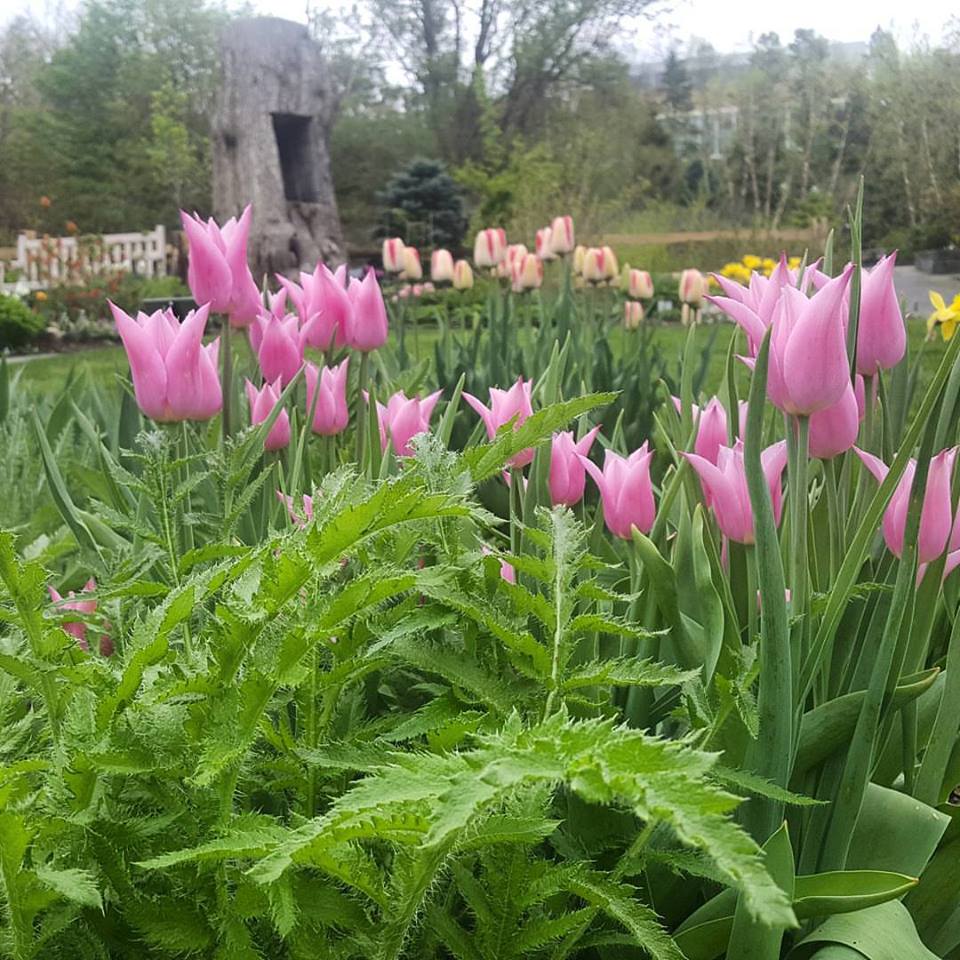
[212,17,344,279]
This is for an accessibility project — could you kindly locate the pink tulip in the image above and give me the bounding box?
[48,578,97,650]
[580,443,656,539]
[277,491,314,527]
[549,426,601,506]
[179,205,261,326]
[809,377,862,459]
[482,545,516,584]
[250,311,303,386]
[463,377,535,468]
[709,256,795,354]
[347,269,389,351]
[535,227,557,261]
[305,358,350,436]
[111,302,221,422]
[382,238,406,273]
[474,228,506,267]
[856,252,905,376]
[245,378,291,451]
[671,396,748,464]
[374,390,443,456]
[282,264,353,351]
[431,249,455,283]
[684,440,788,544]
[549,216,575,255]
[855,447,957,563]
[766,265,855,416]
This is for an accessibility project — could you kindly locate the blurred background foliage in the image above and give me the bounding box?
[2,0,960,262]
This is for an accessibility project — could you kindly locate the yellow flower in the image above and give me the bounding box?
[787,256,802,271]
[742,254,761,270]
[928,291,960,341]
[35,291,48,302]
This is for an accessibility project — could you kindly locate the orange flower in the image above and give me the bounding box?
[65,220,79,234]
[35,291,48,302]
[39,196,51,208]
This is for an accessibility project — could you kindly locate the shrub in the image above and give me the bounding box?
[0,293,46,348]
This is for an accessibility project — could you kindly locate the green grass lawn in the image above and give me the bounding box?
[11,318,948,407]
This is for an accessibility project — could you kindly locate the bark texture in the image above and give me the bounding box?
[212,17,344,279]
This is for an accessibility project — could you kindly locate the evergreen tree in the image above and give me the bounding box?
[662,47,692,112]
[377,158,467,250]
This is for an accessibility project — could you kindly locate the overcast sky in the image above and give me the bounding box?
[4,0,958,58]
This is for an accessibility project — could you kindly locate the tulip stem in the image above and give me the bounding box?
[746,543,758,646]
[789,415,810,665]
[356,351,369,467]
[221,316,233,442]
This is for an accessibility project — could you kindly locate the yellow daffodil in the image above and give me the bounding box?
[742,254,762,270]
[928,291,960,341]
[787,256,802,271]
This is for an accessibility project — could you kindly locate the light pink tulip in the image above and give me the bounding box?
[111,302,221,422]
[684,440,788,544]
[626,269,654,300]
[535,227,557,261]
[453,260,474,290]
[401,247,422,281]
[766,266,854,416]
[549,216,575,255]
[623,301,643,329]
[250,311,303,386]
[474,228,506,267]
[347,269,389,351]
[245,378,291,451]
[856,252,905,376]
[580,443,656,539]
[382,238,405,273]
[305,358,350,436]
[48,578,97,650]
[463,377,535,468]
[679,269,706,306]
[482,545,516,584]
[374,390,443,456]
[549,426,601,506]
[431,249,455,283]
[513,253,543,292]
[179,205,261,326]
[856,447,957,563]
[809,377,863,459]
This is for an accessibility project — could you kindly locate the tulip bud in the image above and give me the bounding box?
[346,268,388,351]
[549,216,575,255]
[809,379,861,459]
[245,378,291,451]
[373,390,443,457]
[382,237,406,273]
[535,227,557,261]
[463,378,535,468]
[580,444,656,539]
[549,426,600,506]
[679,269,705,306]
[400,246,422,281]
[430,248,455,283]
[500,244,528,279]
[305,358,350,436]
[453,259,474,290]
[601,246,619,280]
[626,268,654,300]
[623,301,643,329]
[572,245,586,275]
[856,252,905,376]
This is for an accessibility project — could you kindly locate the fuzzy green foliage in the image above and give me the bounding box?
[0,297,46,350]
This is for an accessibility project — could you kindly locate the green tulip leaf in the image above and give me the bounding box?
[793,870,918,920]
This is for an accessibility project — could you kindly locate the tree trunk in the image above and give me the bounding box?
[212,17,344,279]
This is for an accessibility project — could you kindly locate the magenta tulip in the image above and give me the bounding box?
[684,440,788,544]
[856,252,905,376]
[347,269,389,351]
[277,491,314,527]
[809,378,862,459]
[111,302,222,422]
[671,396,748,464]
[374,390,443,456]
[245,378,291,451]
[48,578,97,650]
[549,426,601,506]
[855,447,957,563]
[580,443,655,539]
[305,358,350,436]
[179,205,261,326]
[250,311,303,386]
[765,265,854,416]
[463,378,535,468]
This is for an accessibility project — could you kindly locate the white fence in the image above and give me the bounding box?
[1,225,167,292]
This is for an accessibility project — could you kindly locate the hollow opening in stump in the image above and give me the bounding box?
[271,113,319,202]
